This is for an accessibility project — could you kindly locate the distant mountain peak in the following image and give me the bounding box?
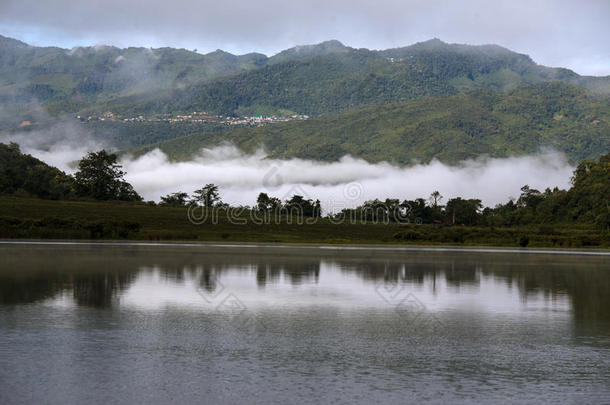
[269,39,349,63]
[421,38,445,45]
[410,38,447,48]
[289,39,347,54]
[0,34,30,49]
[207,49,235,57]
[316,39,346,48]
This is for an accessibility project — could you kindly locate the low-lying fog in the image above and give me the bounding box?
[121,146,573,211]
[3,121,574,212]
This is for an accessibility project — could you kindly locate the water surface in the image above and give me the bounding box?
[1,243,609,404]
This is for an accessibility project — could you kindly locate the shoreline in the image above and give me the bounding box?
[2,239,610,256]
[1,197,608,251]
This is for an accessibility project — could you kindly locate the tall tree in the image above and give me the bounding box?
[429,191,443,208]
[192,184,221,207]
[74,150,141,201]
[568,154,610,228]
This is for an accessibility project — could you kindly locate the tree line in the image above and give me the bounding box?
[156,154,608,230]
[158,188,322,218]
[0,143,140,201]
[1,143,608,230]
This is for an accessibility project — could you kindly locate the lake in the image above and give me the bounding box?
[0,242,609,404]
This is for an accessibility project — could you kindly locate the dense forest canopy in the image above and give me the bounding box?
[132,83,610,164]
[1,34,608,121]
[0,142,74,199]
[86,40,610,118]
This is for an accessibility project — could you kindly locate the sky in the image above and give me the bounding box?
[0,0,608,76]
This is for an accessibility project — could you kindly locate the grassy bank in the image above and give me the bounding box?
[1,197,608,249]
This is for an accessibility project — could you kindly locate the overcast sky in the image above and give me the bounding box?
[0,0,608,75]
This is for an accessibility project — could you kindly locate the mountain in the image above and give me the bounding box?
[1,34,609,119]
[130,83,610,164]
[0,34,266,108]
[268,40,350,64]
[2,35,609,165]
[85,39,610,117]
[0,35,351,114]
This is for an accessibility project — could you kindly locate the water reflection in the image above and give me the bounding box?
[0,244,608,322]
[2,243,608,404]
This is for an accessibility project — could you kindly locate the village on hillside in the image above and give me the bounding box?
[76,111,310,127]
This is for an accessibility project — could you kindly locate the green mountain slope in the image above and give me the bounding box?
[2,34,608,120]
[267,40,350,64]
[92,39,610,117]
[0,34,267,108]
[0,35,359,114]
[131,83,610,164]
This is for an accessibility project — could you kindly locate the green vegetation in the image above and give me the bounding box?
[0,143,140,201]
[159,192,190,207]
[0,144,608,248]
[339,154,610,233]
[568,155,610,226]
[133,83,610,164]
[3,34,608,122]
[0,119,234,155]
[0,196,607,248]
[256,193,321,218]
[0,142,74,199]
[191,184,222,207]
[74,150,141,201]
[91,39,610,118]
[0,34,267,111]
[3,35,608,166]
[83,120,231,149]
[1,33,609,248]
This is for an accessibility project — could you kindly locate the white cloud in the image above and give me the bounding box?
[121,146,574,211]
[0,118,107,172]
[0,123,576,212]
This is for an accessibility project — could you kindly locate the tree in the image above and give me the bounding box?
[360,199,387,222]
[284,195,319,217]
[445,198,483,225]
[385,198,402,222]
[192,184,221,207]
[517,185,544,209]
[256,192,281,211]
[313,199,322,218]
[429,191,443,208]
[568,154,610,228]
[74,150,141,201]
[0,142,75,200]
[160,192,189,207]
[257,192,270,211]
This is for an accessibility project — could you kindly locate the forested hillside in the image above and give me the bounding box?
[0,142,74,199]
[0,34,266,108]
[89,38,610,117]
[2,35,609,167]
[2,34,609,120]
[132,83,610,164]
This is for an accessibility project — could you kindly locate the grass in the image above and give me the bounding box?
[1,196,608,249]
